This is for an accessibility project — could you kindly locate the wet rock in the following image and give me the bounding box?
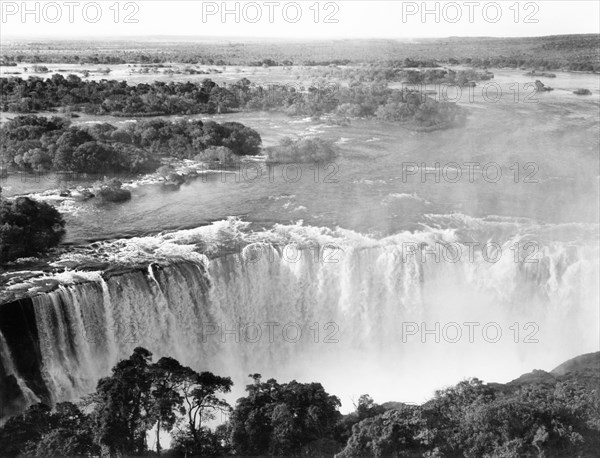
[165,172,185,186]
[574,88,592,95]
[95,179,132,203]
[534,80,554,92]
[98,188,131,202]
[72,189,95,201]
[525,71,556,78]
[161,183,181,191]
[76,262,110,272]
[6,283,30,292]
[51,260,81,269]
[29,281,59,294]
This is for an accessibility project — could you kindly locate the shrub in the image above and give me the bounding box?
[194,146,238,163]
[0,193,65,262]
[265,137,338,163]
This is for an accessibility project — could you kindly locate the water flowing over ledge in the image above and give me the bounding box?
[1,215,598,417]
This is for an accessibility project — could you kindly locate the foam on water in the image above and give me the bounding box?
[2,215,596,409]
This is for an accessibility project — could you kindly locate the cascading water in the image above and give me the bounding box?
[0,329,40,419]
[7,217,597,410]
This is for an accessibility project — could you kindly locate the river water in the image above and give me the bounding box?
[0,69,598,412]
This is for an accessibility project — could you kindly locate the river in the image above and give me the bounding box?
[0,68,598,415]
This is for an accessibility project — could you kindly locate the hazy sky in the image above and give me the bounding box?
[1,1,599,39]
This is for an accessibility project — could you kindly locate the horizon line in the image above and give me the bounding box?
[2,32,599,42]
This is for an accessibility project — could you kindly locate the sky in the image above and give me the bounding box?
[1,1,599,40]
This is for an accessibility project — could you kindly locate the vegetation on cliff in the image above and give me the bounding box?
[0,350,598,457]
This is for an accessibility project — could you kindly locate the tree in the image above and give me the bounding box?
[0,403,52,457]
[82,348,233,456]
[230,374,341,456]
[221,122,262,156]
[0,196,65,263]
[0,402,98,457]
[179,371,233,450]
[356,394,385,421]
[52,127,95,170]
[87,347,155,456]
[28,402,99,457]
[457,382,600,458]
[71,141,120,173]
[335,394,386,447]
[149,361,233,456]
[149,357,189,454]
[338,406,430,458]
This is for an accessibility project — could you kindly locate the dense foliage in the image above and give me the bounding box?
[339,378,600,457]
[305,66,494,85]
[1,75,465,131]
[0,350,598,457]
[0,192,65,263]
[0,74,237,115]
[230,374,342,455]
[0,115,262,173]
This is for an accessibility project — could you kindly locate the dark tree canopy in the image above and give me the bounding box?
[230,374,342,456]
[0,115,263,175]
[0,194,65,263]
[1,351,597,458]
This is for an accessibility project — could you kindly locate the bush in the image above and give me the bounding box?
[265,137,338,163]
[94,178,131,203]
[0,193,65,262]
[194,146,238,163]
[221,122,262,156]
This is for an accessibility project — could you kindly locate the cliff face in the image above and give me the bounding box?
[0,298,49,418]
[551,352,600,376]
[479,351,600,396]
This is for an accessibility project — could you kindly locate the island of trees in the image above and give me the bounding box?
[0,348,598,457]
[0,115,262,174]
[1,74,467,131]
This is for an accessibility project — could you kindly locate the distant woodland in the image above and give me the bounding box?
[1,34,599,71]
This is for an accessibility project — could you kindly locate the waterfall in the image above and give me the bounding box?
[17,235,599,408]
[0,329,40,417]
